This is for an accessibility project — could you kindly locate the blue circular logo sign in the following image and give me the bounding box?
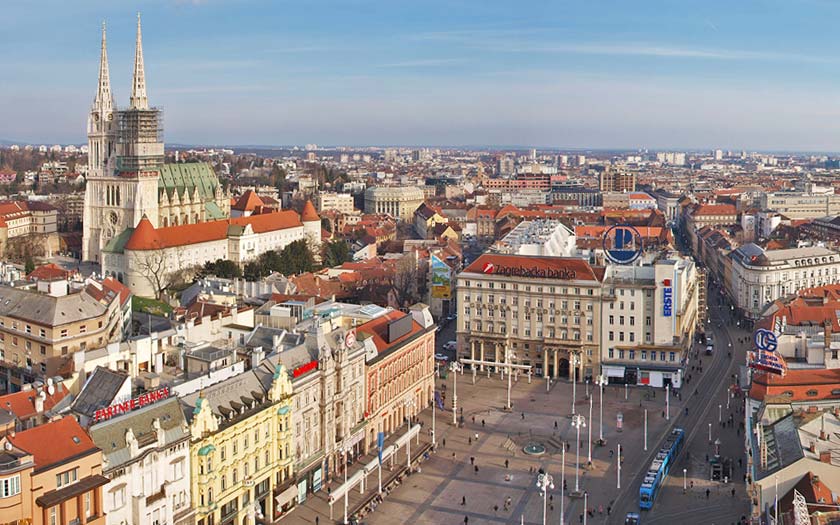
[603,225,643,265]
[753,329,778,352]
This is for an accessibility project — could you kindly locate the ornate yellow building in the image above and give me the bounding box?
[182,363,294,525]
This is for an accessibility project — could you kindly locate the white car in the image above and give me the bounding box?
[443,341,457,351]
[434,354,449,361]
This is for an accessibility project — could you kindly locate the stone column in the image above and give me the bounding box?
[553,350,559,379]
[542,348,549,378]
[470,340,476,369]
[479,341,485,371]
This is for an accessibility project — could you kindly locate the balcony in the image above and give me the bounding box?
[145,484,166,505]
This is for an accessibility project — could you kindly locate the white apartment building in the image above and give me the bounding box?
[599,258,698,388]
[316,192,356,215]
[492,220,577,257]
[90,397,193,525]
[456,253,603,380]
[728,244,840,320]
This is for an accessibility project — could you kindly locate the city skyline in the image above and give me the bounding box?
[6,0,840,150]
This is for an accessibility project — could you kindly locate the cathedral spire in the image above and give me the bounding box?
[130,12,149,109]
[93,21,114,112]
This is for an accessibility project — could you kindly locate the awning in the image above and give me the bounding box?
[603,366,625,378]
[275,485,297,509]
[37,475,110,508]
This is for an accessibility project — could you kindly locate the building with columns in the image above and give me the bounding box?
[456,254,604,381]
[363,186,425,222]
[83,16,230,263]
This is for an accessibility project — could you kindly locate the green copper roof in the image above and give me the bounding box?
[197,444,216,456]
[158,162,220,202]
[103,227,135,254]
[205,201,226,220]
[277,405,291,415]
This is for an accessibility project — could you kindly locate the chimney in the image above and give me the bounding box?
[820,451,832,463]
[810,441,817,453]
[826,320,832,349]
[34,391,45,414]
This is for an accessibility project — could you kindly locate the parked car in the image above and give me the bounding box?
[443,340,457,351]
[434,354,449,361]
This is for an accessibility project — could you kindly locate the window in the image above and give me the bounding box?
[110,486,126,510]
[49,507,56,525]
[629,333,635,342]
[608,348,614,358]
[641,351,647,361]
[669,352,676,362]
[629,316,635,326]
[0,475,20,498]
[806,390,818,397]
[629,350,635,360]
[650,351,656,361]
[618,350,625,359]
[85,492,91,517]
[60,329,68,338]
[609,331,614,341]
[619,316,624,325]
[56,468,78,488]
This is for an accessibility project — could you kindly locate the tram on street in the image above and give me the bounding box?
[639,427,685,509]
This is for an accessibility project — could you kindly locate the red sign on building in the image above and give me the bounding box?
[93,387,171,422]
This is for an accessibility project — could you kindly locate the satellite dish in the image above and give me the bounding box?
[3,442,11,451]
[47,384,55,396]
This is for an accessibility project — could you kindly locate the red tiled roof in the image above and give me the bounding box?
[301,200,320,222]
[27,263,74,282]
[0,384,69,420]
[749,368,840,402]
[125,211,303,251]
[8,416,98,469]
[101,277,132,306]
[232,190,264,212]
[357,310,425,354]
[693,204,737,216]
[463,253,601,282]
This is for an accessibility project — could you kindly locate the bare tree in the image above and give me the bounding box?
[392,259,420,308]
[133,246,189,298]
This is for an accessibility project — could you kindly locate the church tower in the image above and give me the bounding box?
[83,14,162,263]
[82,23,117,262]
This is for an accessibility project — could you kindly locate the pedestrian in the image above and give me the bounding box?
[564,479,568,491]
[316,517,319,525]
[566,442,570,451]
[472,415,475,424]
[580,513,584,523]
[521,412,525,420]
[468,437,472,445]
[550,495,553,504]
[494,504,498,515]
[599,504,603,514]
[732,488,736,497]
[464,516,469,525]
[554,420,558,429]
[607,505,611,515]
[461,496,466,506]
[738,458,742,468]
[690,481,694,489]
[505,459,509,469]
[453,452,457,460]
[470,456,475,465]
[482,419,485,427]
[475,465,479,474]
[442,438,446,447]
[706,488,711,499]
[609,449,614,458]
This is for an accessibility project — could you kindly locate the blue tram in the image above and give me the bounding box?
[639,427,685,509]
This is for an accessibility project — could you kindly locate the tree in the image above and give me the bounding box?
[392,260,420,308]
[278,239,314,275]
[201,258,242,279]
[132,247,189,298]
[322,240,351,268]
[24,254,35,275]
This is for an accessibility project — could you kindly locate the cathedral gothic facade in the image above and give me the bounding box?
[82,15,231,264]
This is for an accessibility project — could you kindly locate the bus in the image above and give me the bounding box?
[639,428,685,509]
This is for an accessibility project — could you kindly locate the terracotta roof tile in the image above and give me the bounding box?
[0,383,69,420]
[462,254,602,282]
[232,190,264,212]
[301,200,320,222]
[357,310,425,354]
[8,416,98,469]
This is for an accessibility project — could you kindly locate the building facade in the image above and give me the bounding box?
[316,192,356,215]
[181,362,294,525]
[89,396,193,525]
[599,258,698,388]
[83,18,231,263]
[728,244,840,320]
[358,307,435,453]
[456,254,603,380]
[1,417,109,525]
[363,186,424,222]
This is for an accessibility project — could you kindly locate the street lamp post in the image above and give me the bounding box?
[719,404,722,423]
[617,443,622,489]
[708,422,712,442]
[536,472,555,525]
[571,353,580,415]
[560,445,565,524]
[644,409,648,451]
[683,468,687,492]
[404,396,415,471]
[587,396,593,464]
[596,375,607,443]
[431,391,436,447]
[572,414,586,492]
[339,446,349,525]
[450,362,461,426]
[666,386,670,421]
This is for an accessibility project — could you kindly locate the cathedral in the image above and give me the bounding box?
[87,17,321,298]
[82,15,231,263]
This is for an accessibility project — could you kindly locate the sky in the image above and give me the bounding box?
[4,0,840,150]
